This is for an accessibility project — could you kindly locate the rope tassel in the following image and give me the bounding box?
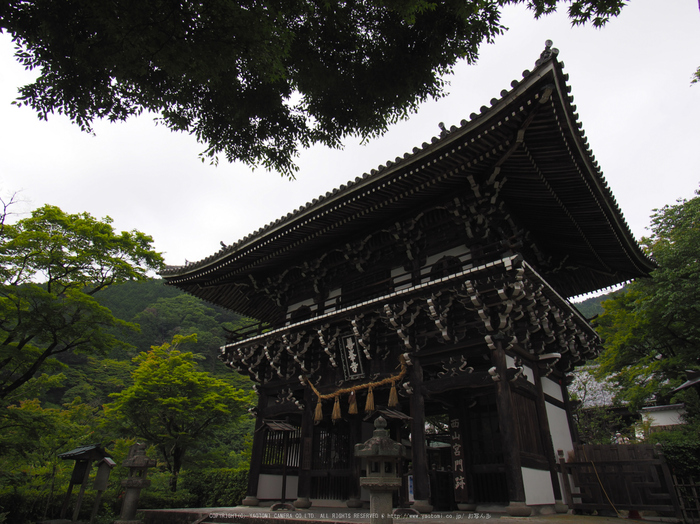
[314,400,323,423]
[303,354,409,419]
[348,391,358,415]
[332,396,342,422]
[388,381,399,408]
[365,386,375,413]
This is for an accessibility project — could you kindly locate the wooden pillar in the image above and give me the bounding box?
[72,459,93,522]
[409,359,432,513]
[490,339,530,516]
[347,414,363,508]
[294,387,314,508]
[242,389,268,506]
[59,481,75,519]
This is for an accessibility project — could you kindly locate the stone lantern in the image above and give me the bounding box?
[354,416,405,524]
[114,443,156,524]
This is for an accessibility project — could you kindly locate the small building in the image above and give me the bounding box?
[641,404,687,434]
[161,43,654,514]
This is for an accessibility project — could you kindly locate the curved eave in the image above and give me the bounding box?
[161,54,654,318]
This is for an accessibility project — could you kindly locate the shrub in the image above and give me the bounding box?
[648,423,700,477]
[182,468,249,507]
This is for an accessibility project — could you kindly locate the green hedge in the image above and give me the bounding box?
[661,442,700,477]
[0,467,247,523]
[0,490,118,524]
[182,468,248,507]
[648,425,700,478]
[137,487,198,509]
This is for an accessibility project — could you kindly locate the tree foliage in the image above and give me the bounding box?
[594,191,700,410]
[0,204,163,401]
[1,0,626,176]
[104,334,253,491]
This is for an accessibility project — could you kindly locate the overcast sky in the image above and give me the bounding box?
[1,0,699,272]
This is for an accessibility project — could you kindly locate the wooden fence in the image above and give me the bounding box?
[674,475,700,523]
[558,444,686,521]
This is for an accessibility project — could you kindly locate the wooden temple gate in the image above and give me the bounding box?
[161,44,655,514]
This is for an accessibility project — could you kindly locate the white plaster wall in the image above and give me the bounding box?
[522,467,555,505]
[257,474,299,500]
[643,407,686,427]
[545,402,574,458]
[545,398,577,501]
[542,377,564,402]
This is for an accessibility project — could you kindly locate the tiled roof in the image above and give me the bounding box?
[161,44,654,318]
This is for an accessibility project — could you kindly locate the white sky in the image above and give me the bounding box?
[1,0,699,269]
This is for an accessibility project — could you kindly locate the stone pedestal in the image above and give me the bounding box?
[294,497,312,509]
[360,478,401,524]
[411,499,433,514]
[506,501,532,517]
[554,500,569,513]
[355,417,405,524]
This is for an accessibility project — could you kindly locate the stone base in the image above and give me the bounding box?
[411,499,433,514]
[457,503,477,511]
[533,505,555,516]
[346,498,363,508]
[506,502,532,517]
[294,497,312,509]
[271,503,296,511]
[554,500,569,513]
[242,496,260,506]
[393,508,420,516]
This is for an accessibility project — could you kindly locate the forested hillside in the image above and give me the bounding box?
[0,278,256,523]
[573,291,615,319]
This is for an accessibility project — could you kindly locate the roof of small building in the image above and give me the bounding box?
[671,370,700,393]
[58,444,111,461]
[641,403,686,413]
[161,43,654,321]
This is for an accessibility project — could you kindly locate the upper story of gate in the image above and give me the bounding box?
[161,44,654,330]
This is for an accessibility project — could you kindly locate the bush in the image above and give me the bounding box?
[182,468,249,507]
[137,487,198,509]
[648,423,700,477]
[0,488,118,524]
[660,442,700,477]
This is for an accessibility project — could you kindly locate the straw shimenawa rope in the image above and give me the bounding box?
[305,354,409,422]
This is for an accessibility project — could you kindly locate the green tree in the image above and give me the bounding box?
[0,397,102,524]
[594,191,700,411]
[104,334,253,491]
[129,294,255,378]
[94,278,182,323]
[0,204,163,402]
[1,0,626,176]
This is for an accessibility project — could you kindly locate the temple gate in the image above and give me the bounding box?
[161,43,654,515]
